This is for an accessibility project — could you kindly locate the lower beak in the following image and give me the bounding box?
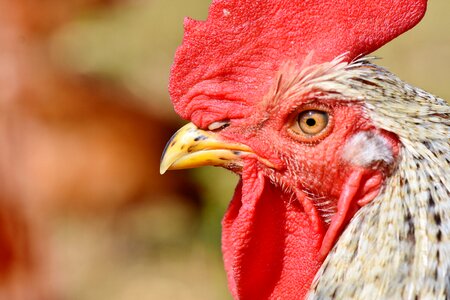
[160,122,266,174]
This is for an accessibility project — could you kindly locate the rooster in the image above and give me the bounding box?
[160,0,449,299]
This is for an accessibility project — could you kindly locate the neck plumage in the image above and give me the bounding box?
[306,59,450,298]
[309,147,449,298]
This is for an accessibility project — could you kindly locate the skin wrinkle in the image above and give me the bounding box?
[187,97,250,129]
[223,159,290,299]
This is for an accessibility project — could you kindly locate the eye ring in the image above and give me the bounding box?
[288,108,332,142]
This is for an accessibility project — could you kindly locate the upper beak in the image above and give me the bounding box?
[160,122,273,174]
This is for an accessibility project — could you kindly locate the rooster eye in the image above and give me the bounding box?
[294,110,329,136]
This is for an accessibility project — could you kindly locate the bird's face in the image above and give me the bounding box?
[161,63,388,219]
[193,93,371,204]
[160,62,398,299]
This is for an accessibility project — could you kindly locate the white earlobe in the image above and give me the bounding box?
[342,131,394,168]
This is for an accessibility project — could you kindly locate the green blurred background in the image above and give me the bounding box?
[0,0,448,299]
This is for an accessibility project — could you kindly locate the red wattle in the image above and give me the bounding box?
[222,162,324,299]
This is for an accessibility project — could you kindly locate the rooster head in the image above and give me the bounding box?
[160,0,427,299]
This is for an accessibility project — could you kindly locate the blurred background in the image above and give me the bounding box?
[0,0,448,299]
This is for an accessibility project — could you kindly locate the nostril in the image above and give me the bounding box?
[208,120,230,131]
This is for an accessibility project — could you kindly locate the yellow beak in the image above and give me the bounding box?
[160,122,255,174]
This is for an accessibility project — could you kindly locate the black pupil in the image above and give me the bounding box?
[306,118,316,127]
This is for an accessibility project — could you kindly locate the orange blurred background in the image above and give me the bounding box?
[0,0,448,299]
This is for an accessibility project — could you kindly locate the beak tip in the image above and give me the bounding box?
[159,165,168,175]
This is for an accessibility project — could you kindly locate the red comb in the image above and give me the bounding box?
[169,0,427,123]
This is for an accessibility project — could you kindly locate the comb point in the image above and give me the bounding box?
[170,0,428,122]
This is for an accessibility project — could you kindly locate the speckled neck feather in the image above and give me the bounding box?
[305,59,450,299]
